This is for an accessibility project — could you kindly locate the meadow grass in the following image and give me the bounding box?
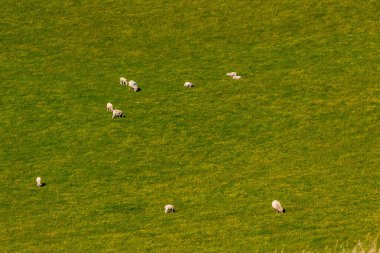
[1,0,379,252]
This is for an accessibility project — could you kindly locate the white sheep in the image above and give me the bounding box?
[164,204,175,213]
[232,75,241,79]
[112,109,124,118]
[36,177,42,187]
[184,82,194,88]
[106,103,113,112]
[272,200,285,213]
[226,72,237,77]
[128,80,140,92]
[120,77,128,85]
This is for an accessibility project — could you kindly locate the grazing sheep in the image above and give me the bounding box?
[232,75,241,79]
[164,204,175,213]
[106,103,113,112]
[120,77,128,85]
[128,80,140,92]
[184,82,194,88]
[36,177,42,187]
[227,72,237,77]
[112,109,124,118]
[272,200,285,213]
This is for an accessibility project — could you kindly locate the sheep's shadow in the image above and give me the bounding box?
[273,208,286,213]
[38,183,47,187]
[128,87,141,92]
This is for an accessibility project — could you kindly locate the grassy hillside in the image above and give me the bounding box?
[1,0,379,252]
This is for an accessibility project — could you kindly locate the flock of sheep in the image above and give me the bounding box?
[35,71,287,214]
[226,72,241,79]
[107,76,198,119]
[107,102,124,118]
[163,201,285,214]
[35,176,285,214]
[119,77,140,92]
[108,73,241,119]
[105,77,141,118]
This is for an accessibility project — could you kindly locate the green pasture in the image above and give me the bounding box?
[1,0,379,252]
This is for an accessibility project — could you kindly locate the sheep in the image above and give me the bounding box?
[184,82,194,88]
[128,80,140,92]
[112,109,124,118]
[164,204,175,213]
[272,200,285,213]
[226,72,237,77]
[36,177,42,187]
[232,75,241,79]
[120,77,128,85]
[106,103,113,112]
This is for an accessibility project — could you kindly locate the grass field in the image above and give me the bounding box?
[1,0,379,252]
